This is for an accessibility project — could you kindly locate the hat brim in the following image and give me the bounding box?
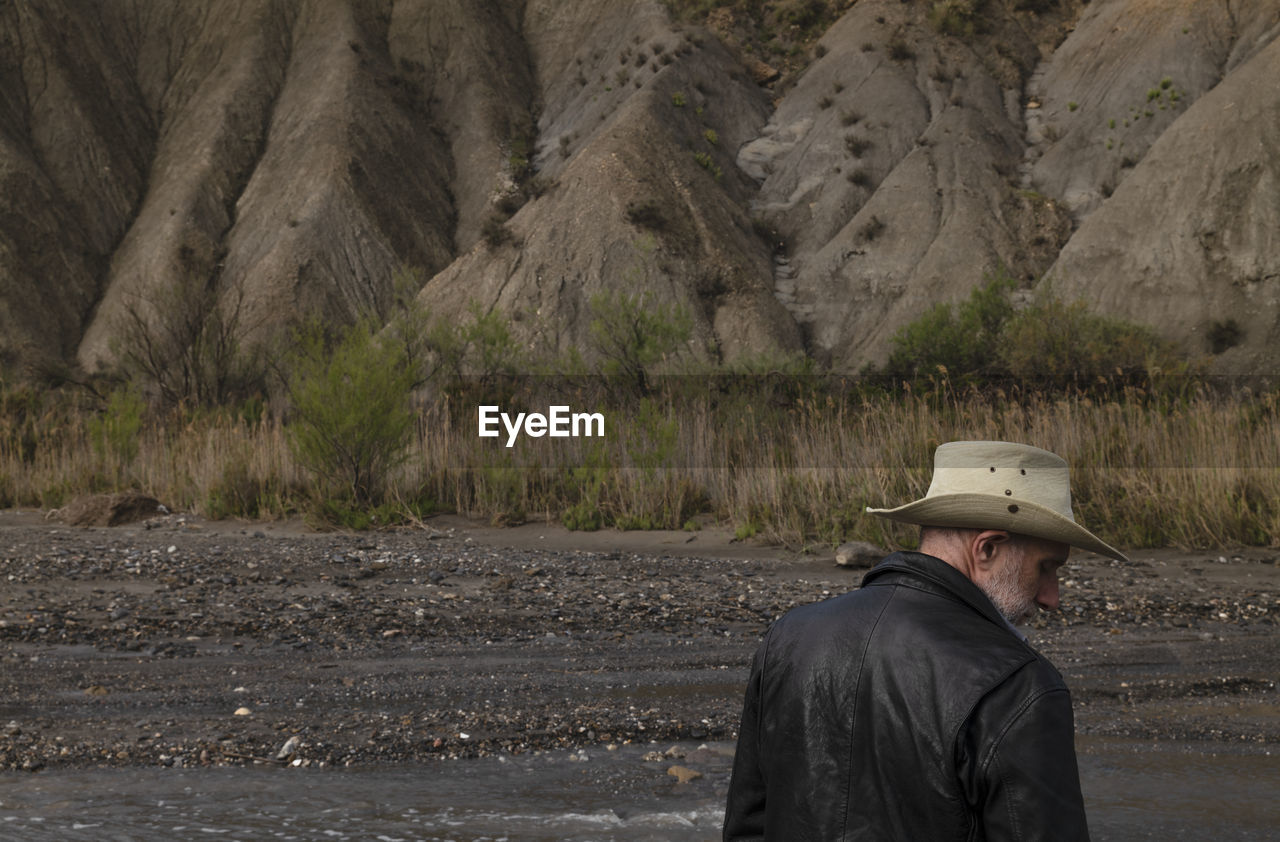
[867,493,1128,562]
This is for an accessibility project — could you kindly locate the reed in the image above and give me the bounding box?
[2,384,1276,550]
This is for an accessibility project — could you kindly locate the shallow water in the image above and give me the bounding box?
[0,739,1275,840]
[1078,738,1278,840]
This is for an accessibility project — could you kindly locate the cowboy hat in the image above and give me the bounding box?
[866,441,1128,562]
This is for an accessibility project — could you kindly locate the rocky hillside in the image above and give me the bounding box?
[1,0,1276,380]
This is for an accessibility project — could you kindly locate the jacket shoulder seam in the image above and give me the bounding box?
[985,686,1070,842]
[981,685,1070,773]
[751,625,777,751]
[951,656,1052,818]
[839,586,896,838]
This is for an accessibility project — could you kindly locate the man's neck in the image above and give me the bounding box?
[918,546,1029,642]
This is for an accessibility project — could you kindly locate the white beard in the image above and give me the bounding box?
[982,555,1037,626]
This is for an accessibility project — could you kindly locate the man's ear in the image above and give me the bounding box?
[971,530,1011,571]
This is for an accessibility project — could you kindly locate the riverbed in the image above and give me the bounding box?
[1,511,1277,837]
[1,737,1276,840]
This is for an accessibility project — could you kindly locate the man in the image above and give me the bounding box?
[723,441,1126,841]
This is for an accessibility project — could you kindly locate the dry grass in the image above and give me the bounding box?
[2,387,1276,551]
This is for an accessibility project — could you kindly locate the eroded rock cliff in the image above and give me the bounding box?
[0,0,1275,377]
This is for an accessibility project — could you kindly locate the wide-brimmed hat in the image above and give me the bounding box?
[866,441,1128,561]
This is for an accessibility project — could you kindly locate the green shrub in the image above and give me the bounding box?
[881,269,1191,386]
[625,200,671,232]
[887,38,915,61]
[615,514,658,530]
[1207,319,1243,354]
[495,190,524,217]
[507,135,532,183]
[380,265,433,388]
[38,480,74,509]
[928,0,981,38]
[693,151,722,180]
[847,168,871,187]
[786,0,832,31]
[286,319,416,505]
[604,399,708,529]
[587,291,693,397]
[883,270,1017,379]
[858,215,886,242]
[474,459,526,527]
[464,307,521,386]
[524,174,553,198]
[560,441,608,531]
[999,296,1186,380]
[311,499,418,530]
[88,387,145,465]
[845,135,871,156]
[481,214,516,248]
[418,303,523,405]
[563,498,603,531]
[112,270,264,408]
[205,448,269,519]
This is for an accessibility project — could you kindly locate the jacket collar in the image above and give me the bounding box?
[860,551,1028,641]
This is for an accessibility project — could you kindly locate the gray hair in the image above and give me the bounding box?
[919,525,1039,553]
[919,525,981,545]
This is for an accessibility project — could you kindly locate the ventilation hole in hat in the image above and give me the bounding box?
[1004,489,1012,495]
[1008,504,1019,513]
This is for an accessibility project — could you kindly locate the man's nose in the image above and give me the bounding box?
[1037,572,1060,611]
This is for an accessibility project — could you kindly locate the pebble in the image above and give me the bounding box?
[277,736,299,759]
[2,520,1274,772]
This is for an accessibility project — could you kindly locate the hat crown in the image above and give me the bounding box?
[865,440,1126,561]
[926,441,1075,522]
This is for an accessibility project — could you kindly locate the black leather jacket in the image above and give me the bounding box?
[723,552,1090,841]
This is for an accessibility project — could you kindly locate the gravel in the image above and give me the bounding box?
[1,512,1276,772]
